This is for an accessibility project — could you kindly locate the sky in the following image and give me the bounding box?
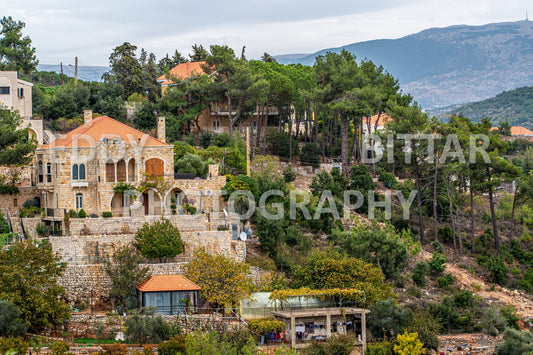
[1,0,531,68]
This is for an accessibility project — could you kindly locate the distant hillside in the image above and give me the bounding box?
[275,20,533,110]
[37,64,109,82]
[445,86,533,129]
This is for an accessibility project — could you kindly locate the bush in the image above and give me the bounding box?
[429,253,446,276]
[282,166,297,183]
[199,132,214,149]
[134,218,184,261]
[212,133,231,147]
[438,225,453,243]
[78,209,86,218]
[476,255,508,285]
[300,143,321,168]
[412,261,429,287]
[366,340,394,355]
[437,273,456,289]
[175,153,208,177]
[0,300,27,337]
[378,172,397,188]
[50,341,71,355]
[98,343,128,355]
[0,337,29,355]
[35,222,48,237]
[68,209,78,218]
[407,309,440,351]
[495,328,533,355]
[301,334,355,355]
[102,211,112,218]
[393,331,426,355]
[124,309,176,344]
[480,306,507,336]
[158,336,186,355]
[268,132,299,158]
[368,299,412,340]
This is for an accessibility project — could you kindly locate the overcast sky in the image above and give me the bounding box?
[1,0,531,68]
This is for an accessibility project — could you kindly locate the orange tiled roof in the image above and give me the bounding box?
[40,116,168,149]
[157,61,209,85]
[489,126,533,135]
[362,113,392,127]
[136,275,201,292]
[511,126,533,135]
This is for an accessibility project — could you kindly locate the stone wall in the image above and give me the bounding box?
[59,262,188,306]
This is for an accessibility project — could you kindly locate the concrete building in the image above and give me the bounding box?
[0,71,33,118]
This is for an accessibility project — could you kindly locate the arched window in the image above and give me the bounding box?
[79,164,86,180]
[72,164,78,180]
[75,193,83,209]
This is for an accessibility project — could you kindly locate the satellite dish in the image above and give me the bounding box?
[239,232,247,241]
[204,189,212,196]
[244,227,252,237]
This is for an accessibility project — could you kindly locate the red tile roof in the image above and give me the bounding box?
[40,116,168,149]
[362,113,392,127]
[158,61,210,85]
[136,275,201,292]
[511,126,533,135]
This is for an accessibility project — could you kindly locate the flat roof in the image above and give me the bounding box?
[272,307,369,319]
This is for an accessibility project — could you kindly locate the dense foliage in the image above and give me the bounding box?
[134,218,185,261]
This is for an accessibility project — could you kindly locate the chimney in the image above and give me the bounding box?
[84,110,93,127]
[157,116,166,143]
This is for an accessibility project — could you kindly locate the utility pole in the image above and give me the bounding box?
[60,62,64,87]
[74,57,78,86]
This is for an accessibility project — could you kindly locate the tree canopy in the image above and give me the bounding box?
[0,16,38,75]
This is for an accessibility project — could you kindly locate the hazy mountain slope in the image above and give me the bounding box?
[447,86,533,129]
[275,20,533,109]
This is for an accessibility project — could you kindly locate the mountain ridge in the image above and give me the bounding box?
[275,20,533,110]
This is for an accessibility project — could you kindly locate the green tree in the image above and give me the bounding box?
[104,246,150,310]
[495,328,533,355]
[189,44,208,62]
[393,331,426,355]
[124,308,177,345]
[0,240,70,331]
[175,153,208,177]
[330,220,418,279]
[0,16,38,75]
[134,218,184,262]
[367,299,412,340]
[0,109,37,166]
[184,249,255,309]
[292,249,394,304]
[0,300,26,337]
[103,42,143,97]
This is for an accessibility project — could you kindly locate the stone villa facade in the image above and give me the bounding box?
[0,71,33,119]
[31,110,226,222]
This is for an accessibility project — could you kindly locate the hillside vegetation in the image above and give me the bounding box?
[448,86,533,129]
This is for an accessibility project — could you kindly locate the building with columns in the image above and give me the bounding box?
[32,110,226,220]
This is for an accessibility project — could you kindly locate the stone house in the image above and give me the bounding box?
[0,71,33,119]
[32,110,226,223]
[157,61,274,135]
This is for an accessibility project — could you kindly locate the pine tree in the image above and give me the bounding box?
[0,16,38,76]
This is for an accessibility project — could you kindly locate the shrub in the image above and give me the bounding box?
[35,222,48,237]
[300,142,321,168]
[301,334,355,355]
[365,340,394,355]
[102,211,112,218]
[438,225,453,243]
[476,255,508,285]
[124,309,175,344]
[199,132,214,149]
[407,309,440,351]
[429,253,446,276]
[134,218,184,261]
[500,305,520,330]
[378,172,397,188]
[0,337,29,355]
[368,299,412,340]
[78,209,86,218]
[50,341,72,355]
[89,213,98,218]
[282,166,297,183]
[412,261,429,287]
[267,132,299,158]
[68,209,78,218]
[0,300,27,337]
[393,331,426,355]
[98,343,128,355]
[480,306,507,336]
[495,328,533,355]
[437,273,456,289]
[175,153,208,177]
[158,336,186,355]
[212,133,231,147]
